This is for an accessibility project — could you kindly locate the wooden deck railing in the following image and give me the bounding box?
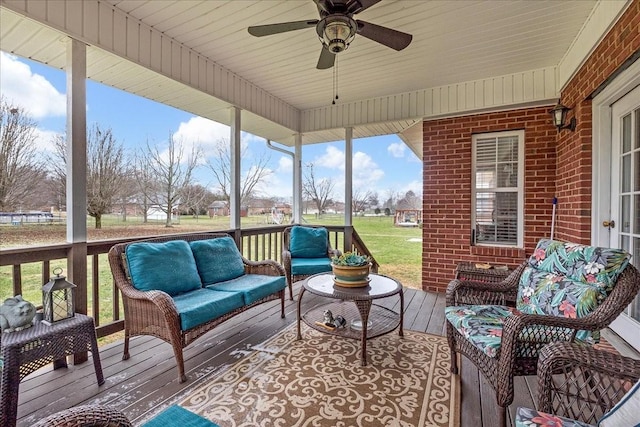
[0,224,376,340]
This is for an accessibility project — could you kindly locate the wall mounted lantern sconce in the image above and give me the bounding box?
[550,100,576,132]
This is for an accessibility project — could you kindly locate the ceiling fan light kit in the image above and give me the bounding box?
[318,15,357,53]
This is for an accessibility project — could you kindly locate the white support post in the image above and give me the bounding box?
[65,38,89,357]
[345,127,353,226]
[66,39,87,244]
[293,133,303,224]
[344,127,353,251]
[230,107,241,231]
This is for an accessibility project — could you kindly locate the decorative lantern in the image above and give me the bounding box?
[42,267,76,325]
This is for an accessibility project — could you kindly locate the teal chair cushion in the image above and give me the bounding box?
[190,237,246,285]
[291,257,333,276]
[289,226,328,258]
[142,405,220,427]
[207,274,285,305]
[173,288,244,330]
[125,240,202,296]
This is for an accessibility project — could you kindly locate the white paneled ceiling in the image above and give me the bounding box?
[0,0,621,156]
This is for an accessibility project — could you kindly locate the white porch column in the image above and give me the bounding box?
[66,39,87,244]
[344,127,353,251]
[65,39,89,347]
[293,133,303,223]
[230,107,241,230]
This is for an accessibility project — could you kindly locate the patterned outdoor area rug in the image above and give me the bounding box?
[178,325,460,427]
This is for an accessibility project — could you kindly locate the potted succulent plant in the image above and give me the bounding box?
[331,252,371,287]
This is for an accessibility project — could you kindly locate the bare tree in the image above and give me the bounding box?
[0,98,45,211]
[180,183,215,219]
[132,151,157,223]
[51,125,126,228]
[206,139,272,208]
[138,134,201,227]
[352,188,375,213]
[302,162,335,215]
[397,190,421,209]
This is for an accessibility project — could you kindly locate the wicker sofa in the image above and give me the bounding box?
[108,233,286,383]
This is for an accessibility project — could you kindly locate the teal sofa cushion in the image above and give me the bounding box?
[125,240,202,296]
[289,226,328,258]
[190,237,246,285]
[142,405,220,427]
[291,257,333,276]
[208,274,286,305]
[173,288,244,330]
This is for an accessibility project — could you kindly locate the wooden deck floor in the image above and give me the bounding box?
[13,283,638,427]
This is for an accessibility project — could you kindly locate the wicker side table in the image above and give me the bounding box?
[0,313,104,427]
[455,262,511,283]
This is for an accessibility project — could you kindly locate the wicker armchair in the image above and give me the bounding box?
[108,232,286,382]
[515,341,640,426]
[445,240,640,427]
[282,225,341,300]
[32,404,132,427]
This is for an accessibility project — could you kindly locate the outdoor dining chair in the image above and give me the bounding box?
[445,239,640,427]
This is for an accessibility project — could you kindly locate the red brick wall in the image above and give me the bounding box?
[420,0,640,293]
[555,0,640,244]
[422,107,556,292]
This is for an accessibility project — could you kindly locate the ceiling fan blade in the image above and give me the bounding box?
[317,47,336,69]
[353,0,383,14]
[356,20,412,51]
[248,20,318,37]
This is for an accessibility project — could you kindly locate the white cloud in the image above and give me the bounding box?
[277,156,293,173]
[0,52,66,119]
[387,142,406,158]
[33,128,61,153]
[315,145,344,169]
[401,179,423,196]
[172,116,266,162]
[353,151,384,189]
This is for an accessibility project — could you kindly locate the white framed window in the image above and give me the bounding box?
[472,130,524,247]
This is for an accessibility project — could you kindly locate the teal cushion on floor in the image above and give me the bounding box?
[142,405,219,427]
[173,288,244,330]
[190,237,246,285]
[207,274,285,305]
[125,240,202,296]
[289,226,328,258]
[291,257,332,276]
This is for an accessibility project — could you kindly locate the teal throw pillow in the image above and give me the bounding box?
[289,226,328,258]
[125,240,202,296]
[190,237,246,286]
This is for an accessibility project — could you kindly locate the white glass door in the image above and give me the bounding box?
[609,84,640,350]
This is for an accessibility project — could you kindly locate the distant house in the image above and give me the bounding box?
[147,205,178,221]
[207,201,229,217]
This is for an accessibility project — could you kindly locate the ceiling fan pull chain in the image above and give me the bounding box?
[332,56,339,105]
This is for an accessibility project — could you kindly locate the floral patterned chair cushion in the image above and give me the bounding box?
[516,240,630,343]
[444,305,575,358]
[515,407,594,427]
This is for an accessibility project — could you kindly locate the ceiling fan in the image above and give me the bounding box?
[247,0,412,70]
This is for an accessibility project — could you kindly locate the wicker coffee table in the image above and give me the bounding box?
[296,272,404,366]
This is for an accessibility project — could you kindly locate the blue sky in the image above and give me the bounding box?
[0,51,422,203]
